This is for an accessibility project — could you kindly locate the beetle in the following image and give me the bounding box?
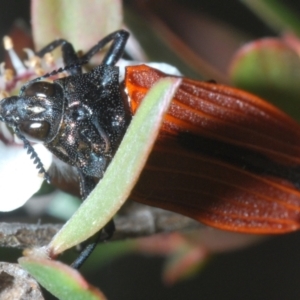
[1,29,300,267]
[0,30,131,199]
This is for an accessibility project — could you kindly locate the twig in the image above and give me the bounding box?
[0,203,201,249]
[0,262,44,299]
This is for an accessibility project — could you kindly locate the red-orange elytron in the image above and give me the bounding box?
[126,64,300,234]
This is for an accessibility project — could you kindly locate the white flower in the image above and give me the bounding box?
[0,37,65,211]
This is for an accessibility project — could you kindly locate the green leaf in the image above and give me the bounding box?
[49,77,181,255]
[31,0,123,52]
[19,257,106,300]
[229,38,300,121]
[241,0,300,36]
[47,191,81,220]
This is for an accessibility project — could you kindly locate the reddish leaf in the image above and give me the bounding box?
[229,38,300,120]
[20,257,106,300]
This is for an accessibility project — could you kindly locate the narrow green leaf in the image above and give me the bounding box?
[241,0,300,36]
[49,77,181,255]
[19,257,106,300]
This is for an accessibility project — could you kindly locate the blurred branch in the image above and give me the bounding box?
[125,3,230,83]
[0,223,61,249]
[0,203,201,249]
[113,202,201,239]
[241,0,300,36]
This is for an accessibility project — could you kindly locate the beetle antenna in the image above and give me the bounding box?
[20,59,89,94]
[14,127,51,183]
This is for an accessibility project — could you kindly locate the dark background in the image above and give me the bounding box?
[1,1,300,299]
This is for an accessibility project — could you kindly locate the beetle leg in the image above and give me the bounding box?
[92,118,111,153]
[71,219,115,269]
[35,39,82,75]
[35,30,129,67]
[77,170,96,200]
[35,39,68,57]
[80,30,129,66]
[34,30,129,78]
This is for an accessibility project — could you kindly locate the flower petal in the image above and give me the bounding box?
[0,142,52,211]
[31,0,123,53]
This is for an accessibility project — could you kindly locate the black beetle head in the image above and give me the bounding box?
[0,81,65,143]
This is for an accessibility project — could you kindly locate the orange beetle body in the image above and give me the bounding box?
[125,64,300,234]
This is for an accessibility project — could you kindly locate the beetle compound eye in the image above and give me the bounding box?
[23,81,55,98]
[19,121,50,142]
